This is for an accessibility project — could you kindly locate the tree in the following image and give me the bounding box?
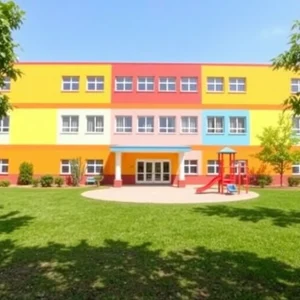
[272,20,300,115]
[0,1,24,117]
[255,113,300,186]
[70,157,85,186]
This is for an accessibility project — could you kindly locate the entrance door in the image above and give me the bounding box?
[136,160,171,184]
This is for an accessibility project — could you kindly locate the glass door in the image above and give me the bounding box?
[136,160,170,184]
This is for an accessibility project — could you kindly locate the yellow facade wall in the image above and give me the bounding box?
[10,109,57,144]
[201,65,293,104]
[250,110,282,145]
[9,64,112,103]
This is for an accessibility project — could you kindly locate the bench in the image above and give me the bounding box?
[86,176,96,185]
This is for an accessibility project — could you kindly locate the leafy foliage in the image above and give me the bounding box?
[40,175,54,187]
[18,161,33,185]
[54,176,64,187]
[273,20,300,115]
[0,0,24,117]
[255,113,300,186]
[70,157,84,186]
[287,176,300,187]
[32,178,39,187]
[0,179,10,187]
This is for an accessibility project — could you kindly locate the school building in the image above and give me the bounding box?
[0,62,299,186]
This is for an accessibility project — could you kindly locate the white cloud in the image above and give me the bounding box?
[259,26,287,39]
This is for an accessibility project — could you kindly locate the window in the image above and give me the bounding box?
[181,116,198,133]
[207,117,224,134]
[159,77,176,92]
[229,77,246,92]
[86,159,104,175]
[62,76,79,91]
[137,116,154,133]
[184,160,198,175]
[0,77,10,91]
[115,77,133,91]
[87,76,104,91]
[60,160,71,174]
[159,116,176,133]
[235,160,247,174]
[61,116,79,133]
[86,116,104,133]
[137,77,154,91]
[293,117,300,135]
[292,163,300,175]
[229,117,246,134]
[181,77,198,92]
[291,79,300,94]
[207,160,219,175]
[0,159,8,174]
[0,116,9,133]
[115,116,132,133]
[207,77,224,92]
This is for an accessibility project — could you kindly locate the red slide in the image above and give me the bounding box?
[195,176,221,194]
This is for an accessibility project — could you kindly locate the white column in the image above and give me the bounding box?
[179,152,185,181]
[115,152,122,181]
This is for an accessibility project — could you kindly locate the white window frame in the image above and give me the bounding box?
[86,159,104,175]
[180,77,198,92]
[291,79,300,94]
[137,77,154,92]
[207,77,224,92]
[159,77,176,92]
[137,116,154,133]
[0,77,11,91]
[61,116,79,133]
[184,160,198,175]
[0,159,9,174]
[293,116,300,135]
[229,117,247,134]
[181,116,198,133]
[207,160,219,175]
[159,116,176,133]
[115,76,133,92]
[60,160,71,175]
[0,116,9,133]
[115,116,132,133]
[292,163,300,175]
[234,160,247,175]
[229,77,246,93]
[62,76,80,91]
[86,116,104,133]
[86,76,104,91]
[207,117,224,134]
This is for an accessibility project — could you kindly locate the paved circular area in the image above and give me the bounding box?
[82,186,259,204]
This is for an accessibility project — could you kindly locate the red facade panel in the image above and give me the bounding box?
[112,63,201,104]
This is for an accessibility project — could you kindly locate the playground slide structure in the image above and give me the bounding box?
[195,175,221,194]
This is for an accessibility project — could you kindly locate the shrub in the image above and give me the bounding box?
[287,176,300,187]
[258,178,267,188]
[32,178,40,187]
[40,175,54,187]
[0,180,11,187]
[18,162,34,185]
[70,157,84,186]
[54,177,64,187]
[250,174,273,186]
[94,175,104,187]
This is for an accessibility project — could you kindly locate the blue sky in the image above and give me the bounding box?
[14,0,300,63]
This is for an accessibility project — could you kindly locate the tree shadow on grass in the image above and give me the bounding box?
[0,209,34,234]
[0,239,299,300]
[194,205,300,227]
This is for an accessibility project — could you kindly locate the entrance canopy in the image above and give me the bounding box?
[110,146,191,153]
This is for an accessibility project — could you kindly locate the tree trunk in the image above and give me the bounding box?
[280,173,283,187]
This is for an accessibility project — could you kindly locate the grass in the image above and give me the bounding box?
[0,188,300,299]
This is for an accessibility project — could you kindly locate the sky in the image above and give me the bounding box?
[14,0,300,63]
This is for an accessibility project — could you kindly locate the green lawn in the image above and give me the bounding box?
[0,188,300,300]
